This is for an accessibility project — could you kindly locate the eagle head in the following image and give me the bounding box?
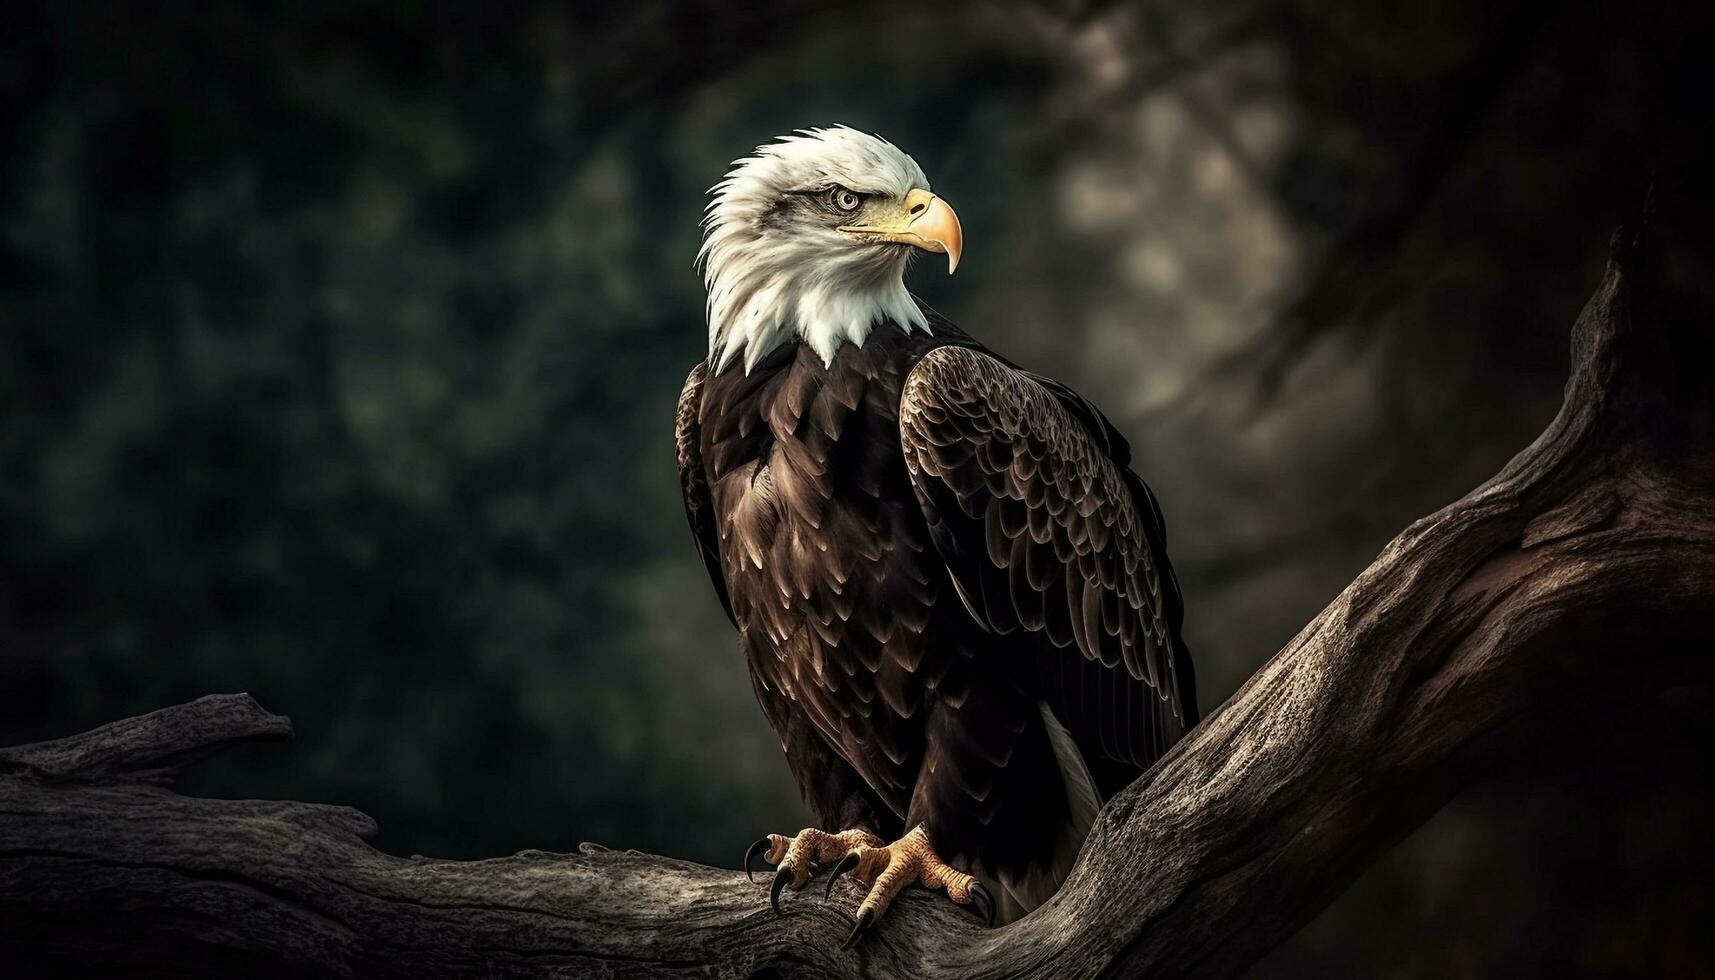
[699,126,964,373]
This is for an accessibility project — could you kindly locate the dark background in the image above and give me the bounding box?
[4,1,1713,975]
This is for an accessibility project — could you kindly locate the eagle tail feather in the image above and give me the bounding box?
[971,703,1100,924]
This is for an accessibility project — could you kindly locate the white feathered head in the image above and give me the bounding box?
[699,126,963,373]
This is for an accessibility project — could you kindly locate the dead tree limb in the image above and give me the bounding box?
[3,225,1712,978]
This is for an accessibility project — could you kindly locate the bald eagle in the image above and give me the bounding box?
[676,127,1197,943]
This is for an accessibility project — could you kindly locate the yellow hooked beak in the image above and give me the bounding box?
[837,188,965,274]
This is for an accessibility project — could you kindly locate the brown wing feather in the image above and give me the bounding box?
[899,346,1197,773]
[675,362,734,625]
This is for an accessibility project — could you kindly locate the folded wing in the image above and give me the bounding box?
[898,346,1197,774]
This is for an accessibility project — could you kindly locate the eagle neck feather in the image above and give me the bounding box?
[703,248,930,374]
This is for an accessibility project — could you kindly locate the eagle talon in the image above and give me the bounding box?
[823,851,860,901]
[744,837,772,883]
[969,882,995,927]
[828,826,986,946]
[747,827,882,914]
[769,867,794,915]
[841,907,876,950]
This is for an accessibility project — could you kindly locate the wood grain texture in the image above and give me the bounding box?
[3,226,1712,978]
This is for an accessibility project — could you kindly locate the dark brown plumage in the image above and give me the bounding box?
[676,305,1196,918]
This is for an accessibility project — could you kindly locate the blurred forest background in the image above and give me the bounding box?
[4,1,1714,976]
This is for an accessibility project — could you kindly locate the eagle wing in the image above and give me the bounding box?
[898,346,1197,774]
[675,361,734,625]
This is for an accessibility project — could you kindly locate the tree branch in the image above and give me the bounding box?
[4,225,1712,978]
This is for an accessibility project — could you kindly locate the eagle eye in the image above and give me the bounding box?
[830,187,862,212]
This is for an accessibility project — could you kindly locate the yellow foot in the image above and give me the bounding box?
[822,825,995,948]
[744,827,883,914]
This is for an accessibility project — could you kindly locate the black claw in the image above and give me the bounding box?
[769,867,793,915]
[822,852,860,901]
[968,882,996,928]
[841,907,876,950]
[744,837,772,883]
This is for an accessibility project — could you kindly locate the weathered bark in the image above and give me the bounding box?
[3,225,1712,979]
